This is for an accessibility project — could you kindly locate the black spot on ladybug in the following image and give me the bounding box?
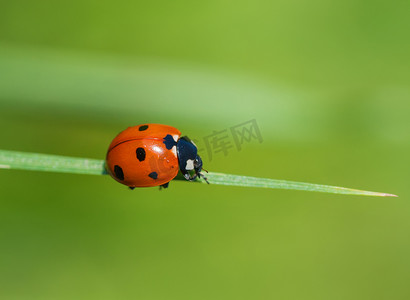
[139,125,149,131]
[163,134,177,150]
[148,172,158,180]
[114,165,124,181]
[136,147,146,161]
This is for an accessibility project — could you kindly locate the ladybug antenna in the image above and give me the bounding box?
[202,168,209,173]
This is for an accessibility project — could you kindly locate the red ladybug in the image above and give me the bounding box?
[106,124,208,189]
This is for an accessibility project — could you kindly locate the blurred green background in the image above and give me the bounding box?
[0,0,409,299]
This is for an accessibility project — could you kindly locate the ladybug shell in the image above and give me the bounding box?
[106,124,181,187]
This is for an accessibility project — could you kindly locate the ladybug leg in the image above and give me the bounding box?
[199,173,210,184]
[159,182,170,190]
[199,168,210,184]
[129,187,136,190]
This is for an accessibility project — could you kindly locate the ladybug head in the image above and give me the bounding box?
[176,136,209,183]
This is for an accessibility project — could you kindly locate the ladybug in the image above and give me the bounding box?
[105,124,208,189]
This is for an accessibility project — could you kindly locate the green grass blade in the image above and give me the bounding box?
[0,149,397,197]
[197,172,397,197]
[0,149,106,175]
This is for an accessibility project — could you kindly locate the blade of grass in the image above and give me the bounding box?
[0,149,106,175]
[199,172,397,197]
[0,149,397,197]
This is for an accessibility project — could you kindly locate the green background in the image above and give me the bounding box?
[0,0,409,299]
